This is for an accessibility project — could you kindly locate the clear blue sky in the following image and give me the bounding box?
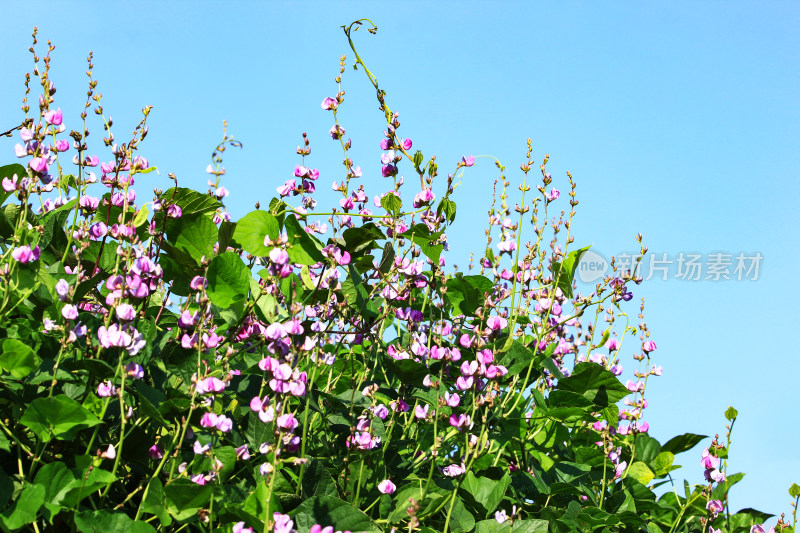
[2,0,798,520]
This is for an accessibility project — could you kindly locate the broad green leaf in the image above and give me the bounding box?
[790,483,800,498]
[436,197,457,223]
[243,478,281,523]
[446,274,493,316]
[449,496,476,533]
[302,460,338,498]
[20,395,101,442]
[234,210,279,256]
[140,477,171,526]
[634,433,662,467]
[164,478,213,521]
[132,204,150,227]
[284,215,324,265]
[653,451,675,476]
[206,252,250,308]
[293,495,381,533]
[342,223,386,255]
[381,194,402,215]
[159,187,221,218]
[725,406,738,421]
[555,362,629,407]
[626,461,655,485]
[1,483,45,530]
[551,245,591,299]
[166,213,217,262]
[1,338,41,379]
[74,510,156,533]
[661,433,707,455]
[474,519,549,533]
[460,472,510,517]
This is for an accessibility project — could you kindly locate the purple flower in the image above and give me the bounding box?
[29,157,48,173]
[642,340,657,353]
[442,463,466,477]
[125,362,145,379]
[546,188,560,201]
[148,444,163,459]
[97,381,117,397]
[55,279,70,301]
[55,139,69,152]
[412,188,435,208]
[89,222,107,239]
[44,108,63,126]
[61,304,79,320]
[196,376,226,394]
[402,138,413,150]
[12,245,40,263]
[273,513,295,533]
[321,97,338,110]
[486,316,508,331]
[116,303,136,321]
[276,413,298,432]
[166,205,182,218]
[461,155,475,167]
[200,412,219,428]
[190,276,208,290]
[1,175,18,192]
[329,125,345,140]
[378,479,396,494]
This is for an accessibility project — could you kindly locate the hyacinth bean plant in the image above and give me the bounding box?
[0,19,796,533]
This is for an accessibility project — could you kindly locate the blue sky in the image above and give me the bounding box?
[2,1,798,520]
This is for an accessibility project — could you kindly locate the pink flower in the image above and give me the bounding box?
[97,381,117,397]
[414,404,430,419]
[55,139,69,152]
[486,316,508,331]
[606,338,620,351]
[442,463,466,477]
[12,245,40,263]
[321,97,338,110]
[190,276,208,290]
[196,376,226,394]
[546,189,560,201]
[148,444,163,459]
[642,340,657,353]
[378,479,396,494]
[1,175,17,192]
[44,108,63,126]
[116,303,136,321]
[329,125,345,140]
[402,138,412,150]
[61,304,79,320]
[125,362,145,379]
[200,412,219,428]
[273,513,295,533]
[412,188,435,208]
[276,413,298,432]
[461,155,475,167]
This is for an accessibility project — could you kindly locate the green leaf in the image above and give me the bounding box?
[661,433,707,455]
[724,406,738,421]
[74,510,156,533]
[381,194,402,215]
[436,197,457,223]
[166,213,218,262]
[132,204,150,227]
[284,215,325,265]
[653,451,675,477]
[551,245,591,299]
[555,362,629,407]
[293,495,381,533]
[1,338,41,379]
[140,477,171,526]
[234,210,279,256]
[160,187,221,218]
[626,461,655,485]
[20,395,101,442]
[474,519,549,533]
[790,483,800,498]
[446,274,493,316]
[634,433,662,467]
[1,482,45,530]
[448,496,475,533]
[460,472,510,517]
[342,223,386,255]
[243,478,281,524]
[206,252,250,308]
[302,460,338,498]
[164,478,213,521]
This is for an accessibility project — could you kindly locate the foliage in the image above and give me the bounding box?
[0,21,794,533]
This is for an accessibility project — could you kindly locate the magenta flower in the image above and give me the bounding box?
[412,188,435,208]
[61,304,78,320]
[55,139,69,152]
[546,188,560,201]
[321,97,338,110]
[148,444,163,459]
[125,362,145,379]
[196,376,226,394]
[461,155,475,167]
[378,479,396,494]
[12,245,40,263]
[233,523,254,533]
[44,108,63,126]
[97,381,117,397]
[167,205,182,218]
[642,340,657,353]
[402,138,413,150]
[276,413,298,432]
[329,125,345,140]
[273,513,295,533]
[190,276,208,290]
[2,175,18,192]
[29,157,48,173]
[486,316,508,331]
[414,404,430,419]
[442,463,466,477]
